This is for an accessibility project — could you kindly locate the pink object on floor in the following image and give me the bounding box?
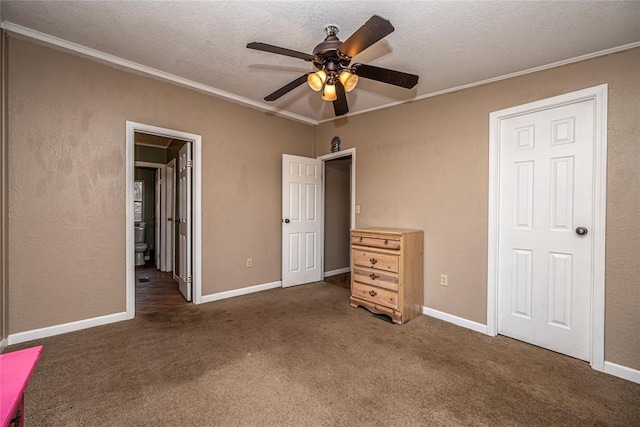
[0,345,43,427]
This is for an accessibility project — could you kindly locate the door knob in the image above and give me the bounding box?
[575,226,588,236]
[284,219,290,224]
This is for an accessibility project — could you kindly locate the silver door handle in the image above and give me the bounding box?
[575,227,588,236]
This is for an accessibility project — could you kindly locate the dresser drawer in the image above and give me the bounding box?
[351,234,401,250]
[353,249,399,273]
[353,267,399,292]
[352,282,398,310]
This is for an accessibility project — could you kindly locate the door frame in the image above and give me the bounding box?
[486,84,608,371]
[134,161,166,270]
[318,148,356,279]
[165,158,176,275]
[126,121,203,318]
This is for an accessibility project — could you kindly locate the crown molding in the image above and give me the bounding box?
[0,21,319,126]
[318,40,640,124]
[2,21,638,127]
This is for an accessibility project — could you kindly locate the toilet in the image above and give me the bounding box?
[134,221,148,266]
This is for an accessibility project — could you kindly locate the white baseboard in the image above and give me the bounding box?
[423,309,640,384]
[200,280,282,304]
[604,361,640,384]
[423,306,489,335]
[0,337,7,352]
[324,267,350,277]
[7,312,127,346]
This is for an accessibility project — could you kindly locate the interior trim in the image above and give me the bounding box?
[126,121,203,317]
[134,160,168,272]
[603,361,640,385]
[0,338,7,352]
[324,267,350,277]
[3,21,637,126]
[423,307,489,335]
[0,21,317,126]
[135,141,173,149]
[200,280,282,304]
[318,148,357,281]
[7,312,127,346]
[317,42,639,123]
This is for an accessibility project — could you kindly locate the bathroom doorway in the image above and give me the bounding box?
[126,122,203,318]
[134,135,187,314]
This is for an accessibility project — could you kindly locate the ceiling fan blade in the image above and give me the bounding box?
[353,64,419,89]
[264,74,310,101]
[338,15,395,58]
[333,80,349,116]
[247,42,314,61]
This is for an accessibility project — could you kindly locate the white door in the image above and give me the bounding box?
[165,158,176,273]
[282,154,322,287]
[498,99,594,361]
[177,143,192,301]
[155,169,162,269]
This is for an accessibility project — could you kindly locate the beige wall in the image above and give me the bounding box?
[324,157,351,273]
[1,31,7,344]
[7,38,313,334]
[317,48,640,370]
[5,34,639,371]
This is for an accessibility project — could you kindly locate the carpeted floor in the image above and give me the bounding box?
[323,272,350,289]
[7,282,640,426]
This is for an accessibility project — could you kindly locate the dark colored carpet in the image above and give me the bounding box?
[7,282,640,425]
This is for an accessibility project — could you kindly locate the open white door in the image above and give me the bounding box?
[282,154,322,287]
[165,158,176,273]
[155,169,162,269]
[177,143,192,301]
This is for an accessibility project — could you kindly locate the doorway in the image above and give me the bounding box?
[280,148,356,289]
[126,122,203,319]
[487,85,607,370]
[134,138,187,314]
[322,155,353,289]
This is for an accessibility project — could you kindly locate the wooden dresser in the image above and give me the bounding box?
[350,228,423,324]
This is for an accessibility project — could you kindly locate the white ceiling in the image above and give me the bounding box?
[1,1,639,124]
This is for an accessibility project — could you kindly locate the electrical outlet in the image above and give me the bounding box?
[355,205,361,214]
[440,274,448,287]
[246,258,253,267]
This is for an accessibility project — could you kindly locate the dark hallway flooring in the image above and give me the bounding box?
[135,262,187,315]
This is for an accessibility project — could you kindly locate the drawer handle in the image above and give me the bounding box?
[359,237,363,242]
[384,239,388,245]
[369,258,378,265]
[369,273,379,280]
[369,289,377,297]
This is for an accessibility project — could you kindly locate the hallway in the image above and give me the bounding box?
[135,263,186,314]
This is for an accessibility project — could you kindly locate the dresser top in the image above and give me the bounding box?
[351,227,422,235]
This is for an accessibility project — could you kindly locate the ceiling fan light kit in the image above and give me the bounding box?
[247,15,419,117]
[339,71,359,92]
[321,80,338,101]
[307,70,327,91]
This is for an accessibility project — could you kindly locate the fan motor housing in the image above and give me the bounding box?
[312,35,352,70]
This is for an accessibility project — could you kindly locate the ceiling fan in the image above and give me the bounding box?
[247,15,419,117]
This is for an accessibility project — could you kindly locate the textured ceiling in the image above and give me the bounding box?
[1,1,639,123]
